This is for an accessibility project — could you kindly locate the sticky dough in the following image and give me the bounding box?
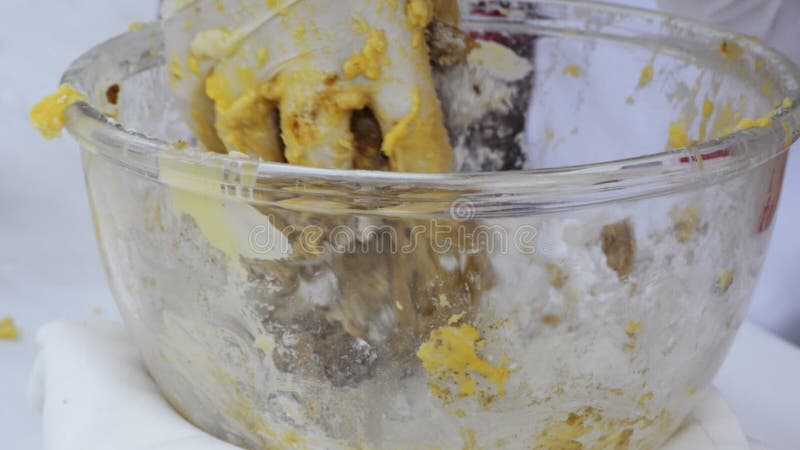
[161,0,459,173]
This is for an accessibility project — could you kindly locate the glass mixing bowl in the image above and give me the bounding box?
[61,1,799,449]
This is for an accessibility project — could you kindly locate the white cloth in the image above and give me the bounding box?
[30,322,239,450]
[31,321,753,450]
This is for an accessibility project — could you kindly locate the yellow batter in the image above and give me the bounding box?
[0,316,20,340]
[30,85,87,140]
[417,324,511,404]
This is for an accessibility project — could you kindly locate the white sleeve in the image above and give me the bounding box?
[656,0,800,64]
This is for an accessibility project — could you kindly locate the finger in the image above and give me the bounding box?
[160,0,244,152]
[207,74,284,161]
[265,69,370,169]
[162,0,287,157]
[367,2,454,173]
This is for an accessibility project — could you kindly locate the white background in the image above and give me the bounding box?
[0,0,798,449]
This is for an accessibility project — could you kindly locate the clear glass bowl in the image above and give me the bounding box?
[62,1,799,449]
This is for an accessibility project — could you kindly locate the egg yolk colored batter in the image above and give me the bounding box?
[416,324,511,404]
[0,316,20,340]
[30,85,87,140]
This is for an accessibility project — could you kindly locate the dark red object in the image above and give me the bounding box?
[757,152,788,233]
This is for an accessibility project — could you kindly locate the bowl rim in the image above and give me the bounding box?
[62,0,800,209]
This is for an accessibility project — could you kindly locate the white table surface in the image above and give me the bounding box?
[1,1,798,449]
